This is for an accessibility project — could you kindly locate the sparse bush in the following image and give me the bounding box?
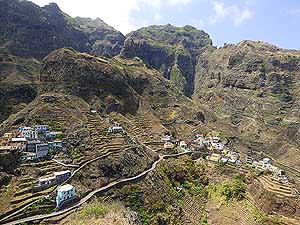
[80,201,107,219]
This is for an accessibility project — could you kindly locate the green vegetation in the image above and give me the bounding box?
[68,147,82,159]
[24,197,53,214]
[80,201,108,219]
[205,176,246,203]
[170,64,187,93]
[200,214,210,225]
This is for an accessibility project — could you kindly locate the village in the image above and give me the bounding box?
[0,116,298,221]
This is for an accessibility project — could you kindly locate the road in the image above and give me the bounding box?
[2,151,192,225]
[0,150,121,224]
[52,159,79,168]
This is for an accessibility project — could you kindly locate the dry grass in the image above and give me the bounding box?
[61,200,139,225]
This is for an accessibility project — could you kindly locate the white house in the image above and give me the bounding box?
[108,126,124,134]
[212,137,220,143]
[56,184,76,207]
[179,141,187,149]
[54,170,71,181]
[161,135,173,142]
[11,138,27,151]
[164,142,175,149]
[38,176,56,187]
[20,127,38,140]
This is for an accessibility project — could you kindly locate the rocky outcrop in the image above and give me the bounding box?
[39,48,141,114]
[121,25,212,96]
[0,52,40,122]
[0,0,124,58]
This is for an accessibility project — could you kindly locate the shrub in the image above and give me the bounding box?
[80,201,107,219]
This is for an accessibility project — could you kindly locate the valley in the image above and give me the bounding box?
[0,0,299,224]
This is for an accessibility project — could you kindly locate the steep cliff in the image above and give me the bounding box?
[121,24,212,96]
[0,0,124,58]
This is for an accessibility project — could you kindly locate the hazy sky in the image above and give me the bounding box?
[31,0,300,49]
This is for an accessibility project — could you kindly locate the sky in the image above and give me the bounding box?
[31,0,300,49]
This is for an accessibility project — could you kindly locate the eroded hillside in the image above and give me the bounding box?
[195,41,300,169]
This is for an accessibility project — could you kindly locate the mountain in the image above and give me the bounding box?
[0,0,300,224]
[0,52,40,123]
[194,40,300,169]
[121,24,212,96]
[0,0,125,59]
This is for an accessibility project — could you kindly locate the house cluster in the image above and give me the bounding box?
[191,133,242,166]
[247,155,289,183]
[160,133,187,150]
[0,125,64,161]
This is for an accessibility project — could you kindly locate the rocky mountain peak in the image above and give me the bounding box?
[43,2,61,14]
[121,24,212,96]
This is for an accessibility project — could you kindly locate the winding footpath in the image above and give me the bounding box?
[0,150,122,224]
[52,159,80,168]
[2,151,192,225]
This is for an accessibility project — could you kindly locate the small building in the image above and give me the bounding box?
[245,155,254,165]
[207,153,222,162]
[164,142,175,149]
[179,141,188,149]
[36,143,49,158]
[20,127,38,140]
[56,184,76,208]
[0,146,19,154]
[48,140,63,150]
[11,138,27,151]
[3,133,13,139]
[161,135,173,142]
[220,157,228,163]
[212,137,220,143]
[202,140,210,146]
[21,152,37,161]
[90,109,97,114]
[263,158,272,165]
[54,170,71,181]
[253,158,272,171]
[108,126,124,134]
[45,131,63,139]
[34,125,49,133]
[37,176,56,187]
[27,140,41,152]
[212,143,223,151]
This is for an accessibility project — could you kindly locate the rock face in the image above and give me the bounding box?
[195,40,300,167]
[0,0,125,58]
[74,17,125,57]
[121,25,212,96]
[39,48,139,114]
[0,52,40,122]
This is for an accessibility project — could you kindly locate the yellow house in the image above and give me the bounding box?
[3,133,13,139]
[222,149,229,155]
[208,153,222,162]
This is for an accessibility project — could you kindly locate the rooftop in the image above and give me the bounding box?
[54,170,71,176]
[11,138,27,142]
[57,184,75,192]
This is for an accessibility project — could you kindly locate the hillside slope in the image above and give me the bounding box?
[0,0,124,58]
[195,40,300,168]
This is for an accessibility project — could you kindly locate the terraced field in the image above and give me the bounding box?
[259,175,299,198]
[207,199,258,225]
[181,194,205,224]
